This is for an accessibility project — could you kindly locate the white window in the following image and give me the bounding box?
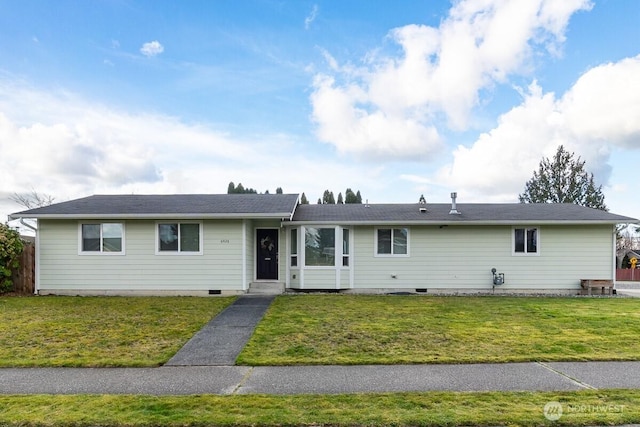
[342,228,350,267]
[513,227,539,255]
[305,227,336,266]
[290,228,298,267]
[157,222,202,254]
[79,223,124,254]
[376,228,409,256]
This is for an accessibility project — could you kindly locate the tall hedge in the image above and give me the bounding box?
[0,223,24,293]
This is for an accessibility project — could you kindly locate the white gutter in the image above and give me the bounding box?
[9,212,298,220]
[283,220,631,226]
[19,218,38,232]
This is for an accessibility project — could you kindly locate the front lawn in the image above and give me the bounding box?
[0,296,234,367]
[237,295,640,365]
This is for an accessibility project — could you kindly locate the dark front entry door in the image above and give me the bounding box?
[256,229,278,280]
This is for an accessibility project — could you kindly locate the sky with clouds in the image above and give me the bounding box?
[1,0,639,221]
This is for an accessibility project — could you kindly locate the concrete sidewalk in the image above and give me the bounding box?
[1,361,639,395]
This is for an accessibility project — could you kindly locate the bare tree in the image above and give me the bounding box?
[10,189,55,209]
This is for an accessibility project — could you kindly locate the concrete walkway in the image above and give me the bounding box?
[1,361,640,395]
[165,295,275,366]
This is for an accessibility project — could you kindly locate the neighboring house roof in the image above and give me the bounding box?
[617,249,640,260]
[290,203,638,225]
[9,194,300,220]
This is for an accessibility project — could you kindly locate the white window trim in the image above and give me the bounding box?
[78,222,126,256]
[302,225,339,269]
[341,227,351,269]
[374,227,410,257]
[512,226,540,256]
[289,228,299,270]
[155,221,204,255]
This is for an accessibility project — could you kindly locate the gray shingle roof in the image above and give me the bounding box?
[290,203,637,225]
[10,194,300,219]
[10,195,637,224]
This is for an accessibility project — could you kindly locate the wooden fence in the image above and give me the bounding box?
[616,268,640,282]
[11,243,35,294]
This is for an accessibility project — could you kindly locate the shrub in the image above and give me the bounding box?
[0,223,24,293]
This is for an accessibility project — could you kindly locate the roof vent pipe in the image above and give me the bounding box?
[449,192,461,215]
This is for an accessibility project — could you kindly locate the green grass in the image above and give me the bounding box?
[237,295,640,365]
[0,389,638,426]
[0,296,235,367]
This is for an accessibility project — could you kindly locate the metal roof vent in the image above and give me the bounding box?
[418,194,427,213]
[449,192,461,215]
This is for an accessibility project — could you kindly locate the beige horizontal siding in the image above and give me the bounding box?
[38,219,248,291]
[300,269,337,289]
[351,224,613,289]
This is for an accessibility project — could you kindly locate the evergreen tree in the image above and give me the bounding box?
[317,198,322,204]
[337,192,344,204]
[356,190,362,204]
[300,193,309,204]
[227,182,259,194]
[345,188,358,204]
[519,145,607,210]
[322,190,335,204]
[276,187,283,194]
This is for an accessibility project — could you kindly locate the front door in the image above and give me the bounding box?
[256,229,278,280]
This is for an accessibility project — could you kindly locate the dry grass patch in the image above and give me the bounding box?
[0,296,234,367]
[237,295,640,365]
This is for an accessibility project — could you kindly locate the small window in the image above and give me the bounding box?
[290,228,298,267]
[342,228,350,266]
[514,227,539,255]
[157,222,202,254]
[80,223,124,254]
[376,228,409,256]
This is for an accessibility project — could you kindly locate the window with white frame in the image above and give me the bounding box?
[80,223,124,253]
[305,227,335,266]
[376,228,408,256]
[342,228,350,266]
[157,222,202,254]
[290,228,298,267]
[513,227,538,254]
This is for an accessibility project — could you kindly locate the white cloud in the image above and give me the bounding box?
[305,4,318,30]
[311,74,442,159]
[140,40,164,57]
[310,0,591,160]
[437,55,640,201]
[0,77,389,219]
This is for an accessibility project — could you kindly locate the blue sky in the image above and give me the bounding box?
[1,0,639,221]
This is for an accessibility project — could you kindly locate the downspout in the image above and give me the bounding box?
[19,218,37,232]
[242,219,247,292]
[18,219,39,295]
[613,224,617,290]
